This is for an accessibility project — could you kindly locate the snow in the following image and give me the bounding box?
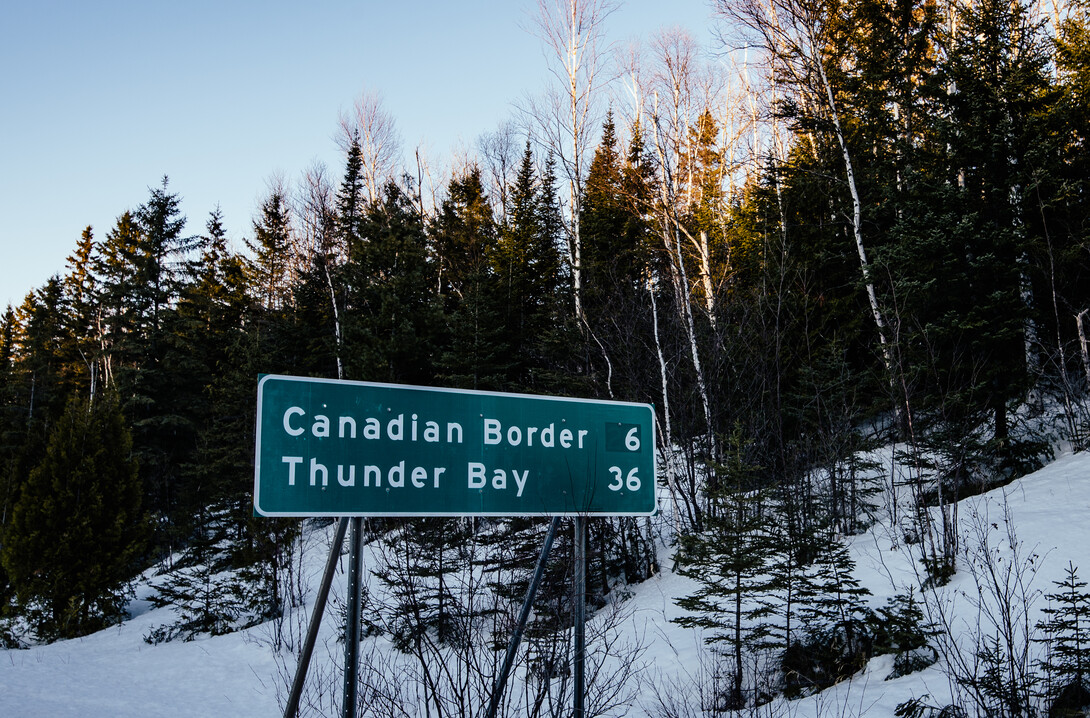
[3,448,1089,717]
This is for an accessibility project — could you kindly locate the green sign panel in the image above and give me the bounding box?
[254,375,656,517]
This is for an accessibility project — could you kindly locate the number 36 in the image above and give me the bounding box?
[607,466,640,491]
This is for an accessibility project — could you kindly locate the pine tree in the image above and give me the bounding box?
[871,590,937,679]
[174,209,254,546]
[934,0,1051,449]
[1,392,147,640]
[125,180,194,554]
[62,227,100,399]
[371,518,475,651]
[94,211,143,390]
[432,167,509,390]
[580,111,629,305]
[1048,0,1090,412]
[131,177,189,352]
[247,188,294,312]
[336,134,366,260]
[674,428,779,709]
[12,279,70,425]
[493,143,564,390]
[0,307,20,624]
[1038,563,1090,700]
[345,181,441,385]
[784,531,872,696]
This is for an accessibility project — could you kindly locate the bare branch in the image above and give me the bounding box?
[337,89,404,206]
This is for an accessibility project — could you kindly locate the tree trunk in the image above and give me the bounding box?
[1078,310,1090,387]
[813,46,891,370]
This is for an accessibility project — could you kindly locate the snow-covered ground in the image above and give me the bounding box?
[3,448,1089,717]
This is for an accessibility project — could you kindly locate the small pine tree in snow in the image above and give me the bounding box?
[871,590,938,679]
[782,532,872,697]
[1037,562,1090,713]
[674,427,779,709]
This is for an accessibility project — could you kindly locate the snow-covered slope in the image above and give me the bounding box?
[3,450,1089,717]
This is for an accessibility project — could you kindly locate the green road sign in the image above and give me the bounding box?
[254,375,656,517]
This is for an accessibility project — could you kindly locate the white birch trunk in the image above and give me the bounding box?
[651,108,719,462]
[692,230,717,332]
[648,272,687,534]
[323,260,344,381]
[814,51,892,373]
[1077,310,1090,387]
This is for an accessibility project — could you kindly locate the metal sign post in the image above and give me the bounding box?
[484,516,561,718]
[284,517,349,718]
[573,515,586,718]
[257,375,657,718]
[341,517,364,718]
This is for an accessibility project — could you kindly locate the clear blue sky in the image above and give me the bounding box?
[0,0,716,310]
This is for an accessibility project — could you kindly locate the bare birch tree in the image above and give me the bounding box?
[294,162,345,380]
[477,120,523,226]
[645,29,720,464]
[522,0,619,321]
[717,0,893,374]
[338,90,404,206]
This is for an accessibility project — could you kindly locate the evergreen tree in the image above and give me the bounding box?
[580,111,630,304]
[578,115,660,404]
[371,518,475,651]
[432,167,509,390]
[1047,0,1090,411]
[336,134,366,259]
[124,181,193,554]
[493,143,564,390]
[247,188,294,312]
[785,533,873,694]
[132,178,189,349]
[61,227,100,399]
[0,307,19,623]
[173,209,254,546]
[94,211,143,387]
[870,590,938,679]
[345,181,441,385]
[1,392,147,640]
[934,0,1051,448]
[12,279,70,425]
[1038,563,1090,698]
[674,428,779,709]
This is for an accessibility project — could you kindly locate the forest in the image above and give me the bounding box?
[2,0,1090,715]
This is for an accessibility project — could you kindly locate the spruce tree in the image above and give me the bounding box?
[580,111,629,305]
[336,134,366,259]
[94,211,143,383]
[173,209,254,548]
[0,307,19,625]
[1038,563,1090,701]
[1,392,147,640]
[371,518,475,651]
[493,143,565,391]
[432,167,509,390]
[934,0,1051,450]
[128,180,193,553]
[247,188,294,312]
[345,181,441,385]
[674,428,779,709]
[786,533,873,693]
[62,227,100,398]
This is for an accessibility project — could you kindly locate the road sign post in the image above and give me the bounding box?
[258,374,656,718]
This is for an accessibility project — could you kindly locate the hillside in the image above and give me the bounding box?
[3,448,1088,717]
